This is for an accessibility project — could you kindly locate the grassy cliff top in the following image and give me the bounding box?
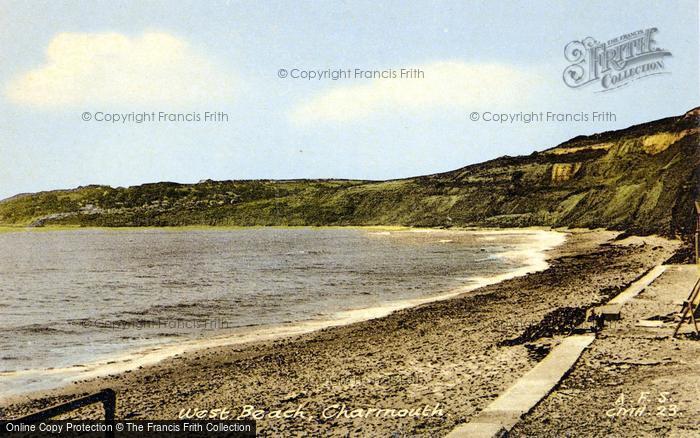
[2,108,698,237]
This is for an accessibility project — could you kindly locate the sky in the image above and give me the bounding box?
[0,0,698,199]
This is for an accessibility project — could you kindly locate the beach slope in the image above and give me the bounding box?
[0,230,680,436]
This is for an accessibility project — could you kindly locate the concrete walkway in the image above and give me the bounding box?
[446,264,674,437]
[446,334,595,438]
[608,265,667,306]
[510,265,700,436]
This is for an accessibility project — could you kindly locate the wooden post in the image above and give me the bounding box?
[695,201,699,265]
[14,389,117,438]
[673,278,700,337]
[672,201,700,338]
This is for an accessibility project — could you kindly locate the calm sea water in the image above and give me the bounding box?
[0,227,564,396]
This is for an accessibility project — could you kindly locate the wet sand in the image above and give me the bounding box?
[0,229,681,436]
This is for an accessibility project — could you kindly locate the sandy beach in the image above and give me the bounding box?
[1,3,696,436]
[0,229,682,436]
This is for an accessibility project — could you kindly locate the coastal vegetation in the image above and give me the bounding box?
[1,108,697,238]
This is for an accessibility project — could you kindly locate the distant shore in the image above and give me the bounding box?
[0,229,680,436]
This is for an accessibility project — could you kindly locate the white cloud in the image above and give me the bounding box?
[291,61,543,123]
[5,32,235,108]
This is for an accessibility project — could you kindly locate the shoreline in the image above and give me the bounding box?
[0,229,681,436]
[0,227,565,401]
[0,224,566,233]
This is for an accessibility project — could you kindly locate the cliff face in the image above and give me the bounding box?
[1,108,698,237]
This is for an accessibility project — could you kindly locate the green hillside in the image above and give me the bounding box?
[1,108,698,237]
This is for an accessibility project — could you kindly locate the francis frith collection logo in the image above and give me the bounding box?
[563,28,671,92]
